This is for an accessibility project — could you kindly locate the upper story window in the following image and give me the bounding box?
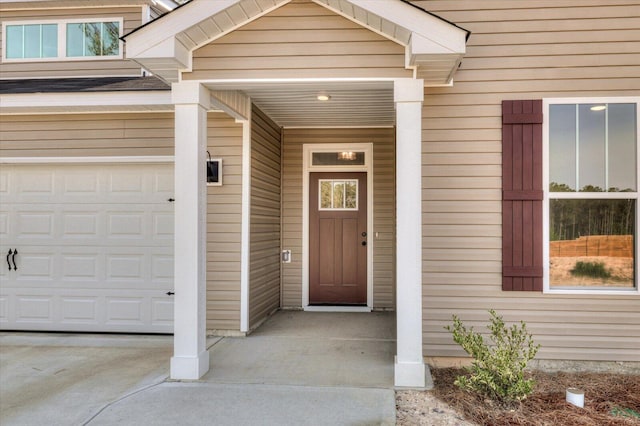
[544,98,639,294]
[66,21,120,57]
[2,18,122,62]
[5,23,58,59]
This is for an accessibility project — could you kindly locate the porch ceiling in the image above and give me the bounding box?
[204,81,395,128]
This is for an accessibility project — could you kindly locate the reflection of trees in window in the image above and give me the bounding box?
[345,182,357,209]
[332,182,344,208]
[319,180,358,209]
[320,181,332,209]
[83,22,119,56]
[550,197,635,241]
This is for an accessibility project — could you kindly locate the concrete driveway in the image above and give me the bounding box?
[0,333,173,425]
[0,311,398,425]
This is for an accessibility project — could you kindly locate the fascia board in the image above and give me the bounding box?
[347,0,467,53]
[0,91,172,109]
[132,37,191,69]
[124,0,242,58]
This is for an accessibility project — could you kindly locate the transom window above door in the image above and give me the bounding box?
[319,180,358,210]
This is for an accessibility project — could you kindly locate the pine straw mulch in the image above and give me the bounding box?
[431,368,640,426]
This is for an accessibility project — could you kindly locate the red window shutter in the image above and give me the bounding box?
[502,100,543,291]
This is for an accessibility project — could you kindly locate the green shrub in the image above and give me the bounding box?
[570,261,611,279]
[445,310,540,407]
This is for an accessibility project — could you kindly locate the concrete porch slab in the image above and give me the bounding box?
[203,311,395,388]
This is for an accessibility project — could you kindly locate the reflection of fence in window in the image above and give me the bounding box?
[550,235,633,258]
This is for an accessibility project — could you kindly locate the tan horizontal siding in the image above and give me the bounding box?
[207,112,243,332]
[0,113,174,156]
[183,0,410,81]
[281,127,396,309]
[412,0,640,362]
[0,6,143,78]
[249,105,282,330]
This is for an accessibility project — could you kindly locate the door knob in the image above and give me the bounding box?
[361,241,367,246]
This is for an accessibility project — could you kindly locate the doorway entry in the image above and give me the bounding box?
[302,143,373,310]
[309,172,367,304]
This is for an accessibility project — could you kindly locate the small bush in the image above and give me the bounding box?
[570,261,611,279]
[445,310,540,408]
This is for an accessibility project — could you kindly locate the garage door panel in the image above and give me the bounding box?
[15,252,55,280]
[106,296,145,326]
[151,297,173,326]
[154,212,174,239]
[1,165,175,204]
[0,296,8,323]
[0,163,175,333]
[16,295,54,323]
[152,254,173,281]
[61,254,101,281]
[59,296,99,325]
[0,212,8,237]
[1,287,174,332]
[17,211,55,238]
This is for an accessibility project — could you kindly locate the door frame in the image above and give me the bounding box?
[302,143,373,311]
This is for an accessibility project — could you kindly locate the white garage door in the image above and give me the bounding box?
[0,163,174,333]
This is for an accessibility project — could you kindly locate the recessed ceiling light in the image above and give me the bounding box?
[317,93,331,101]
[590,105,606,111]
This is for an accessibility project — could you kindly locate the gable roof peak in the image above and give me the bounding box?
[123,0,468,85]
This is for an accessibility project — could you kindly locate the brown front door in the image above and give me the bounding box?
[309,172,367,305]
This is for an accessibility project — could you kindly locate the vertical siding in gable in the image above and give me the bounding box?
[249,105,282,329]
[281,128,396,309]
[0,7,143,78]
[206,112,243,332]
[414,0,640,362]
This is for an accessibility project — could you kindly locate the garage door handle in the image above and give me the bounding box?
[12,249,17,271]
[6,249,12,271]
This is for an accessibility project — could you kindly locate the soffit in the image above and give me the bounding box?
[206,81,395,128]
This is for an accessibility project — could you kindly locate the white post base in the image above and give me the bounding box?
[394,356,427,388]
[170,351,210,380]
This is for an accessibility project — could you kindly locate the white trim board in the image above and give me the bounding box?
[0,91,173,111]
[240,115,252,333]
[0,156,174,164]
[302,143,374,310]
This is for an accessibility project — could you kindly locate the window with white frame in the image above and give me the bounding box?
[66,21,120,57]
[5,23,58,59]
[3,18,122,61]
[545,99,639,292]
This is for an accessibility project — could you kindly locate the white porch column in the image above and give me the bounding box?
[394,78,427,388]
[170,81,210,380]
